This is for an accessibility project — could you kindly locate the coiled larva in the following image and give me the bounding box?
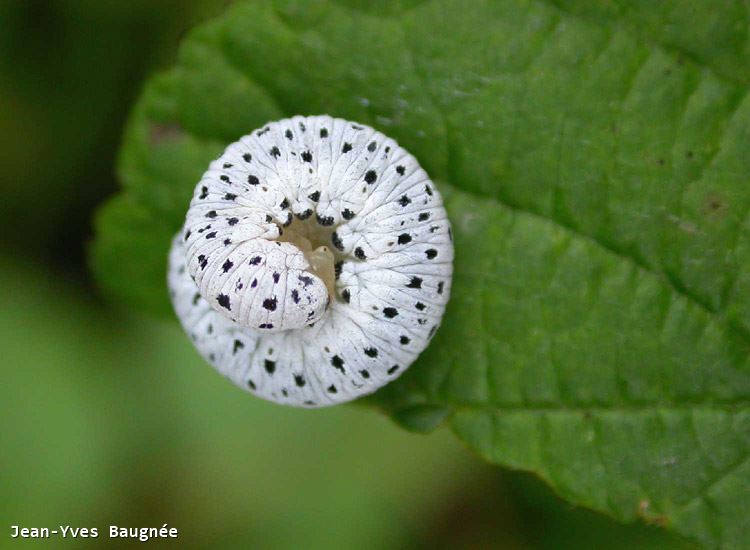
[168,115,453,407]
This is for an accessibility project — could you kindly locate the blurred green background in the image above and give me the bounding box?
[0,2,697,548]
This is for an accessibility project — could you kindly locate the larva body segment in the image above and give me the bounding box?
[168,115,453,407]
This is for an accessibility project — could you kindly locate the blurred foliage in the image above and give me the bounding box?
[0,0,228,275]
[0,260,693,548]
[0,1,711,548]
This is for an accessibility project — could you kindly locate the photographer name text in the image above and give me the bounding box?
[10,525,178,542]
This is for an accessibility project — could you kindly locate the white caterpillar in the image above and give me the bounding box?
[168,115,453,407]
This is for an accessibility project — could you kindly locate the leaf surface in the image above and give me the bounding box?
[91,1,750,545]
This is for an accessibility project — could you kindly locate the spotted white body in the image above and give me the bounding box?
[168,115,453,407]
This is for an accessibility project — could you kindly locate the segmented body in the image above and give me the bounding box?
[168,115,453,407]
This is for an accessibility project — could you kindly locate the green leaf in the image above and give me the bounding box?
[92,1,750,546]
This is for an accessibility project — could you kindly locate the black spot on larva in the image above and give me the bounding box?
[270,146,281,158]
[429,325,438,338]
[364,347,378,358]
[320,128,328,138]
[397,233,412,245]
[308,190,321,202]
[249,256,262,265]
[304,400,315,406]
[327,385,338,394]
[301,150,313,162]
[341,208,355,220]
[262,297,277,311]
[243,153,252,162]
[265,360,276,374]
[331,232,344,251]
[259,323,274,329]
[342,142,353,153]
[383,307,398,318]
[206,210,217,219]
[297,209,313,220]
[198,225,210,233]
[448,228,453,241]
[396,165,405,175]
[418,212,430,221]
[220,175,230,183]
[317,214,335,226]
[299,121,306,132]
[192,293,201,306]
[223,162,233,169]
[282,389,288,397]
[251,279,258,288]
[184,230,192,241]
[351,124,363,130]
[334,261,343,280]
[294,374,306,387]
[248,379,256,390]
[400,335,410,345]
[280,198,290,209]
[224,193,237,201]
[248,174,259,185]
[331,355,345,372]
[198,255,208,270]
[387,365,400,375]
[284,212,293,226]
[418,318,427,325]
[416,302,426,311]
[233,339,244,354]
[222,259,234,273]
[354,247,366,260]
[429,225,439,233]
[199,186,208,199]
[205,231,217,239]
[367,141,377,152]
[360,369,370,379]
[364,170,377,184]
[285,129,293,140]
[298,275,314,287]
[398,195,411,207]
[207,324,213,335]
[425,185,433,196]
[341,289,351,303]
[236,281,243,290]
[227,217,240,227]
[406,277,422,289]
[291,289,300,304]
[272,272,280,283]
[217,294,231,310]
[426,249,438,259]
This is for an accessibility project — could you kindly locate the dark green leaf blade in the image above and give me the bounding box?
[91,1,750,546]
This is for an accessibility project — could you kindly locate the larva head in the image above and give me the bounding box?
[183,201,334,331]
